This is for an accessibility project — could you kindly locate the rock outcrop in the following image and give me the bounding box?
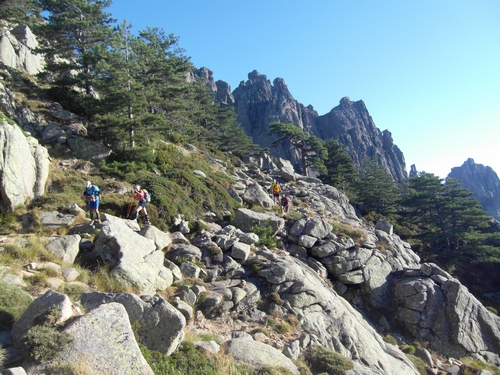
[448,158,500,221]
[221,70,407,182]
[0,120,50,211]
[0,24,44,75]
[92,214,174,295]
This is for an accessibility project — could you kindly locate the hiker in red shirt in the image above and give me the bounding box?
[131,185,150,225]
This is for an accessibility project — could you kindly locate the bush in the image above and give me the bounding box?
[23,307,72,362]
[406,354,426,375]
[251,219,278,248]
[0,280,33,330]
[302,345,354,375]
[383,334,398,346]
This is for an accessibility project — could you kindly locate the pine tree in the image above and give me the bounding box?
[35,0,116,116]
[399,172,498,257]
[320,139,358,191]
[351,157,399,215]
[268,122,326,176]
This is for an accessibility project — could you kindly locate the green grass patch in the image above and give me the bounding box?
[0,280,33,330]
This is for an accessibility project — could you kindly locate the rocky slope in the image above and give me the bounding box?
[1,24,499,375]
[448,158,500,221]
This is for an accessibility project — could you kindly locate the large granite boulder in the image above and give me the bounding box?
[93,214,173,295]
[225,338,299,374]
[0,25,44,75]
[247,248,419,374]
[56,303,153,374]
[81,292,186,356]
[393,263,500,365]
[0,121,50,211]
[231,208,284,234]
[11,290,79,349]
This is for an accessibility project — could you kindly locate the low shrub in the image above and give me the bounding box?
[251,219,278,249]
[301,345,354,375]
[406,354,426,375]
[22,307,72,362]
[383,334,398,345]
[0,280,33,330]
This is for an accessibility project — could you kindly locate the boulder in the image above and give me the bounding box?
[231,208,284,234]
[225,338,299,374]
[139,225,172,250]
[93,214,173,295]
[0,25,44,75]
[81,292,186,356]
[11,290,78,349]
[393,264,500,364]
[0,121,50,211]
[56,303,153,375]
[45,234,81,265]
[248,250,420,374]
[241,183,274,208]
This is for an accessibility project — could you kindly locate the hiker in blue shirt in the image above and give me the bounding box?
[83,181,101,223]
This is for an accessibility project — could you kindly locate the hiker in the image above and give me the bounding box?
[270,180,282,205]
[131,185,150,225]
[83,181,101,223]
[280,194,291,214]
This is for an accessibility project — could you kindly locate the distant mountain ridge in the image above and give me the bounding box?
[193,68,407,183]
[448,158,500,221]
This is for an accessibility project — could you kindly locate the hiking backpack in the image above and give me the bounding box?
[143,189,152,203]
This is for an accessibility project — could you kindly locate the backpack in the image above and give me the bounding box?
[272,184,281,194]
[143,189,151,203]
[281,196,290,206]
[85,185,99,202]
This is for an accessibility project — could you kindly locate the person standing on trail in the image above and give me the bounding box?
[270,180,282,205]
[131,185,150,225]
[280,194,291,214]
[83,181,101,223]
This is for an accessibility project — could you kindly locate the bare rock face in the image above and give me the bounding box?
[58,303,154,375]
[448,158,500,221]
[0,121,50,211]
[392,263,500,365]
[225,71,407,182]
[0,25,44,75]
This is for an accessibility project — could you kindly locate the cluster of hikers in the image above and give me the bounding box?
[83,181,150,226]
[82,178,292,225]
[269,180,291,214]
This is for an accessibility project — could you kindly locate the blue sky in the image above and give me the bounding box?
[108,0,500,179]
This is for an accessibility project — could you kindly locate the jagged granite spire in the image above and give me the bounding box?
[448,158,500,221]
[199,70,408,182]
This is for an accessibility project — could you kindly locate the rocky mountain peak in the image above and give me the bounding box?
[448,158,500,221]
[216,72,408,182]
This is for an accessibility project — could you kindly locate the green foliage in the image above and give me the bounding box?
[301,345,354,375]
[0,0,42,23]
[0,280,33,330]
[269,122,326,176]
[268,292,284,306]
[383,334,398,346]
[405,354,426,375]
[251,219,278,248]
[320,139,358,191]
[274,321,292,335]
[351,157,400,215]
[23,307,72,362]
[397,172,498,259]
[140,341,217,375]
[331,222,365,243]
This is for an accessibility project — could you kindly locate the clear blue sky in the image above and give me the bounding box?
[108,0,500,179]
